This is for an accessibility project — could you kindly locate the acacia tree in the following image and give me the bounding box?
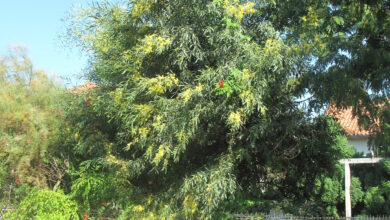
[65,0,356,217]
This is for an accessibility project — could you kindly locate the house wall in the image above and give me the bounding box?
[347,136,370,156]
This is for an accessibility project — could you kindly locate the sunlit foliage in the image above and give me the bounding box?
[0,46,66,187]
[63,0,359,218]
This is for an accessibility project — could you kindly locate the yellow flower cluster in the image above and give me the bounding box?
[301,7,319,27]
[181,83,203,104]
[132,71,141,81]
[263,38,282,55]
[153,144,169,164]
[94,28,112,53]
[176,132,188,144]
[240,68,255,84]
[307,7,319,27]
[314,34,327,51]
[152,115,163,129]
[182,88,192,103]
[194,83,203,93]
[183,195,198,217]
[138,127,150,139]
[122,50,132,61]
[131,0,154,18]
[146,145,154,158]
[227,110,243,131]
[148,74,179,95]
[106,153,127,172]
[133,34,171,67]
[240,89,254,109]
[224,0,256,22]
[139,34,171,54]
[132,205,145,212]
[242,68,254,78]
[112,88,123,106]
[134,104,154,122]
[149,83,164,94]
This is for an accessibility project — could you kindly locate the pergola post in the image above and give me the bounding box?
[344,162,351,218]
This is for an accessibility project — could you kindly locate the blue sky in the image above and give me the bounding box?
[0,0,91,86]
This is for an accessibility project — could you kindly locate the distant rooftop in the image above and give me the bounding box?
[326,106,372,136]
[71,80,97,94]
[325,106,379,136]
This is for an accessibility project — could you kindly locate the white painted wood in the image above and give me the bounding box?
[339,157,387,218]
[344,162,351,218]
[339,157,384,164]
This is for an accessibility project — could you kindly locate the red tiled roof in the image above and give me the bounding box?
[326,106,372,136]
[71,80,97,94]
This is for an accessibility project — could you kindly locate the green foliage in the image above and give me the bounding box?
[0,0,383,218]
[307,135,362,217]
[71,169,107,210]
[370,104,390,155]
[69,159,126,216]
[364,186,385,214]
[351,177,364,207]
[321,177,341,206]
[4,189,79,219]
[258,0,390,150]
[65,0,291,217]
[60,0,383,217]
[215,190,284,217]
[0,167,30,210]
[362,181,390,215]
[0,46,66,187]
[12,0,388,218]
[0,163,8,194]
[179,156,237,217]
[55,90,129,217]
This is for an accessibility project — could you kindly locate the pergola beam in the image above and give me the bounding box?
[339,158,384,164]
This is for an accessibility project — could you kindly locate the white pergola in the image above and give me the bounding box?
[339,157,385,218]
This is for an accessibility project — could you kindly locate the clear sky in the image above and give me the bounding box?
[0,0,91,86]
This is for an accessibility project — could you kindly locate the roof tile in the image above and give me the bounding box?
[71,80,97,94]
[326,106,371,136]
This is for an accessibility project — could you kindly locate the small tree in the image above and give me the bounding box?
[65,0,359,217]
[0,46,67,188]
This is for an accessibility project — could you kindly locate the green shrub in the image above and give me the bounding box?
[364,186,385,215]
[4,188,79,219]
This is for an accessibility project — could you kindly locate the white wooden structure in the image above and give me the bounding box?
[339,158,385,218]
